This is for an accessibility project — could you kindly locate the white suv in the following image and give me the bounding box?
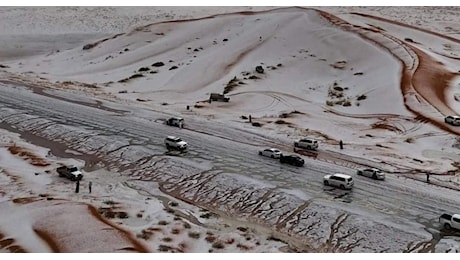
[324,173,354,190]
[445,115,460,126]
[165,136,187,150]
[294,138,318,150]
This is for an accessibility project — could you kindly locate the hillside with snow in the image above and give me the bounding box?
[1,6,460,253]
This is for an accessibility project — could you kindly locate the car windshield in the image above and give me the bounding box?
[271,149,280,153]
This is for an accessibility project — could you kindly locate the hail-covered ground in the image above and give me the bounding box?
[0,6,460,253]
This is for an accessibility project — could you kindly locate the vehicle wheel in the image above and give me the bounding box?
[373,173,377,179]
[294,143,298,147]
[259,151,262,155]
[340,184,345,189]
[324,180,329,185]
[59,173,64,177]
[445,223,452,230]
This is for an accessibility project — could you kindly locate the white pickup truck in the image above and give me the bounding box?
[439,213,460,230]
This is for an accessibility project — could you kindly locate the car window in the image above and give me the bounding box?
[453,217,460,223]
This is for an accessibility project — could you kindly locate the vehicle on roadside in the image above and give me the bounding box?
[259,148,282,159]
[57,165,83,181]
[165,136,188,151]
[280,154,304,167]
[209,93,230,102]
[324,173,354,190]
[357,168,385,180]
[439,213,460,230]
[294,138,318,151]
[444,115,460,126]
[166,117,184,128]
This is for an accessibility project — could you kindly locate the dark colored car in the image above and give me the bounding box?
[280,154,304,167]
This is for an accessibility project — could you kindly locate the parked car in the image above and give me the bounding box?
[209,93,230,102]
[166,117,184,128]
[439,213,460,230]
[294,138,319,150]
[324,173,354,190]
[259,148,282,159]
[57,165,83,181]
[357,168,385,180]
[445,115,460,126]
[280,154,304,167]
[164,136,187,151]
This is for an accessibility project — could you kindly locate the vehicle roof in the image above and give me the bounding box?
[447,115,460,118]
[166,135,179,139]
[170,117,184,120]
[333,173,352,179]
[267,148,281,151]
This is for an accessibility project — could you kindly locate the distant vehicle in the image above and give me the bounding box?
[324,173,354,190]
[444,115,460,126]
[259,148,283,159]
[439,213,460,230]
[166,117,184,128]
[280,154,304,167]
[209,93,230,102]
[357,168,385,180]
[294,138,318,151]
[57,165,83,181]
[165,136,187,151]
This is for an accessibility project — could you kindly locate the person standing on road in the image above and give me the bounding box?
[89,181,92,193]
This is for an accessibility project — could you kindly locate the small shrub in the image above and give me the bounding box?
[161,102,168,105]
[152,62,164,67]
[237,243,251,251]
[171,228,181,235]
[138,67,150,72]
[158,245,170,252]
[251,122,262,127]
[225,238,235,244]
[162,237,173,242]
[240,115,248,120]
[169,66,178,70]
[103,200,116,205]
[166,208,175,214]
[357,94,367,101]
[158,220,169,225]
[129,73,143,79]
[326,100,334,106]
[248,75,259,80]
[200,213,213,219]
[118,90,128,94]
[136,213,143,218]
[169,201,179,207]
[205,235,217,243]
[173,216,182,221]
[275,120,287,124]
[267,235,283,242]
[212,241,225,249]
[343,100,351,106]
[405,137,415,143]
[237,227,248,232]
[183,222,191,229]
[117,212,129,219]
[188,231,201,239]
